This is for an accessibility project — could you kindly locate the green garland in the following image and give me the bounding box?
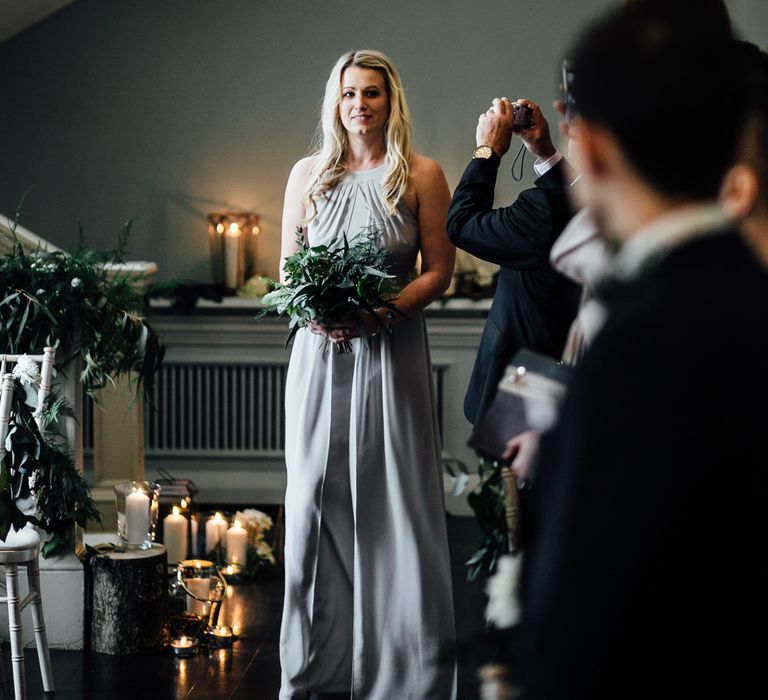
[1,203,165,554]
[1,215,164,397]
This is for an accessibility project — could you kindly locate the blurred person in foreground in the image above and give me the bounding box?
[721,43,768,265]
[502,0,740,481]
[518,7,768,700]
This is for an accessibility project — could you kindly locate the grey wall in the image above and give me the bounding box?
[0,0,763,281]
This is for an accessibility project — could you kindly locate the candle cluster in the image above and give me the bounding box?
[163,509,251,565]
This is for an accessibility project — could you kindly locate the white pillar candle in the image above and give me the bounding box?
[225,520,248,565]
[125,489,151,545]
[205,512,228,553]
[190,515,199,556]
[163,506,188,563]
[224,224,241,288]
[185,577,211,616]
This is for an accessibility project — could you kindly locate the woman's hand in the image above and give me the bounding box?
[309,312,381,342]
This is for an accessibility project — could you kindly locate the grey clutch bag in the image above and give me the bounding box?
[468,348,571,462]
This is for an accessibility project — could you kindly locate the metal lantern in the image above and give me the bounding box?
[207,212,261,289]
[174,559,228,629]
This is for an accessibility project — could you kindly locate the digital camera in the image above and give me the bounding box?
[513,103,533,129]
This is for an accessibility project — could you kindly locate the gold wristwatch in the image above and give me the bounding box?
[472,145,494,159]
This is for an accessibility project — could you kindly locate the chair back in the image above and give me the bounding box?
[0,348,56,457]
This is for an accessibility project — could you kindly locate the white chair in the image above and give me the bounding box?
[0,349,56,699]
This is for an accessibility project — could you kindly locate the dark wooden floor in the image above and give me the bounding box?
[2,516,487,700]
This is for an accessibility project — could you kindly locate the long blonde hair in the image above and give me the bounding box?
[304,49,413,219]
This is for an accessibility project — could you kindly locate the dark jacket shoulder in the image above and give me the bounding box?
[447,159,573,268]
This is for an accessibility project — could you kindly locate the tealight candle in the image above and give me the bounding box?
[205,512,228,553]
[209,625,234,648]
[171,635,198,657]
[225,520,248,565]
[125,488,151,545]
[163,505,188,563]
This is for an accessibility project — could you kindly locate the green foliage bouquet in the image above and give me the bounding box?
[260,227,400,353]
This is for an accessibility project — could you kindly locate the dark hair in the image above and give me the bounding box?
[570,9,745,200]
[621,0,731,38]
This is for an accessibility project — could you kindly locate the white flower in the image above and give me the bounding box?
[70,277,83,288]
[12,355,41,408]
[234,508,273,532]
[36,289,46,297]
[12,354,41,387]
[254,538,276,564]
[485,554,522,629]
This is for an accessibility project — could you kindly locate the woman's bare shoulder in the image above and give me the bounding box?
[288,154,320,183]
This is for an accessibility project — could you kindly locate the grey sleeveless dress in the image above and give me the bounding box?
[279,164,457,699]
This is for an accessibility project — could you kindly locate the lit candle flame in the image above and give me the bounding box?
[228,222,239,234]
[172,506,180,516]
[216,223,224,234]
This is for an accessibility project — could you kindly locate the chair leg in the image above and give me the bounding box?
[25,559,53,693]
[4,563,26,700]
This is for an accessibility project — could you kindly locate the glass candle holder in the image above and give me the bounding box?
[176,559,228,625]
[114,480,161,549]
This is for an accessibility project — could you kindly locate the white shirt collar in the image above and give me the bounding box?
[610,203,732,281]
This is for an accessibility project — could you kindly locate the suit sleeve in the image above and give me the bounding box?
[447,157,568,269]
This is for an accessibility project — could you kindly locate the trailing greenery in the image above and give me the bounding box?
[0,212,164,397]
[445,457,509,581]
[1,380,100,556]
[260,226,401,352]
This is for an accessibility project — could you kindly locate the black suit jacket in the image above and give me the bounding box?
[447,157,580,426]
[520,230,768,700]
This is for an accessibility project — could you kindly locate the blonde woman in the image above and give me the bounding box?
[279,50,457,699]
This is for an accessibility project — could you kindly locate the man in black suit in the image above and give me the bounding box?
[520,8,768,700]
[447,99,580,427]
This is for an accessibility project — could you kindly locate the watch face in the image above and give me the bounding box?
[473,145,493,159]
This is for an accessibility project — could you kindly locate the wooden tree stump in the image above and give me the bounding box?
[90,543,169,654]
